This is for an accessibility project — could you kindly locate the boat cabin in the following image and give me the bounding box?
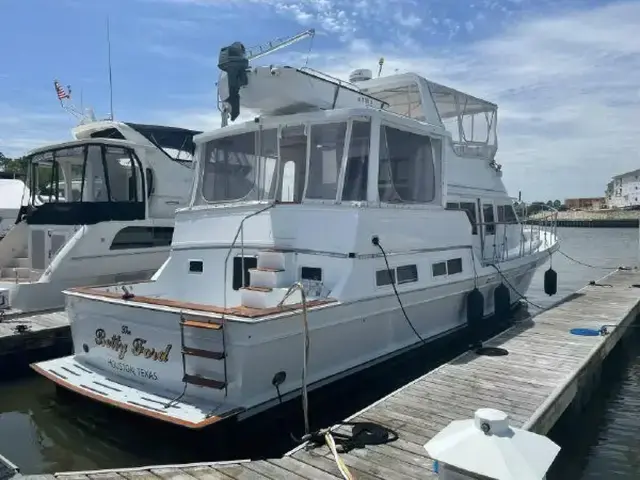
[0,120,201,314]
[193,107,445,208]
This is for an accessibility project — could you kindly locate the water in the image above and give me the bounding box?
[1,227,639,477]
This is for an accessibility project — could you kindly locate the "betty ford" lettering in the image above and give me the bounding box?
[94,328,172,362]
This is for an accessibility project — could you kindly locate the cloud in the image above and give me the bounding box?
[7,0,639,203]
[0,105,74,157]
[158,0,637,202]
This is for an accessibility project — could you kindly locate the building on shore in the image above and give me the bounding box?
[564,197,605,210]
[606,169,640,209]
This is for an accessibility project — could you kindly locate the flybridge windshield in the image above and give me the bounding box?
[125,123,202,162]
[89,123,202,163]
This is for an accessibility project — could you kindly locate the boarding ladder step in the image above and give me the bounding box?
[181,319,223,330]
[182,373,226,390]
[182,347,226,360]
[179,313,228,395]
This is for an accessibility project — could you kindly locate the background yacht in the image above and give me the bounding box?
[0,120,200,315]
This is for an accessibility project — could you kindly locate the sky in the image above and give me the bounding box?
[0,0,639,202]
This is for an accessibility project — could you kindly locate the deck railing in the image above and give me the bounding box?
[466,207,558,265]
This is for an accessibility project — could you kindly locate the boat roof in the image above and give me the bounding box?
[360,72,497,119]
[195,106,448,144]
[612,168,640,180]
[25,137,140,156]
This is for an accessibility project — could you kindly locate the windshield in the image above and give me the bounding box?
[197,121,354,205]
[125,123,202,162]
[201,129,278,203]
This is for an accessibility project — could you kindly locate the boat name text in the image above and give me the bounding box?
[94,328,172,362]
[107,359,159,381]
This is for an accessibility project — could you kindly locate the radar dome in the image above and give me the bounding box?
[349,69,373,83]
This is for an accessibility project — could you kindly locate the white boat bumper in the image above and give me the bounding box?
[31,356,244,429]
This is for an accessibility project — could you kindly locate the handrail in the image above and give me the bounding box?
[450,207,558,265]
[222,202,277,318]
[277,282,310,436]
[220,201,276,397]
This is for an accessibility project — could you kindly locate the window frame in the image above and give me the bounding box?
[376,263,419,287]
[377,123,437,205]
[482,203,496,235]
[26,142,146,209]
[431,257,464,278]
[109,226,174,251]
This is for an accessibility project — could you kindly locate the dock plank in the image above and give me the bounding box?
[174,466,230,480]
[0,309,71,370]
[17,268,640,480]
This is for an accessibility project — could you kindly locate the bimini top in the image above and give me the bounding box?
[359,72,497,120]
[25,137,139,157]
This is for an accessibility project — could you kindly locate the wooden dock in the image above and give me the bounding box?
[0,310,70,378]
[12,268,640,480]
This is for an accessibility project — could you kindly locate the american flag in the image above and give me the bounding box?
[53,80,70,101]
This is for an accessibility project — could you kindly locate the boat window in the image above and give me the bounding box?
[301,267,322,281]
[445,202,477,234]
[259,129,278,200]
[376,268,396,286]
[104,147,143,202]
[505,204,518,223]
[460,202,478,235]
[189,260,204,273]
[110,226,174,250]
[432,258,463,277]
[306,122,347,200]
[482,204,495,234]
[124,123,201,163]
[378,126,435,203]
[432,262,447,277]
[397,264,418,284]
[85,145,109,202]
[278,125,307,202]
[90,128,126,140]
[447,258,463,275]
[342,120,370,202]
[201,129,278,203]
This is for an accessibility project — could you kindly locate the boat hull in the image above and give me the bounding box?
[32,246,551,429]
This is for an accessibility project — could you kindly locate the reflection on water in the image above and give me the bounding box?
[1,227,639,476]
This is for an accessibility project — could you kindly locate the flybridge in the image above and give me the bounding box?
[216,29,498,162]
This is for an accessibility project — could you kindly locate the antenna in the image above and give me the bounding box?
[107,16,114,120]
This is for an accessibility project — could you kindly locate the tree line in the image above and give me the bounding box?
[0,151,28,178]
